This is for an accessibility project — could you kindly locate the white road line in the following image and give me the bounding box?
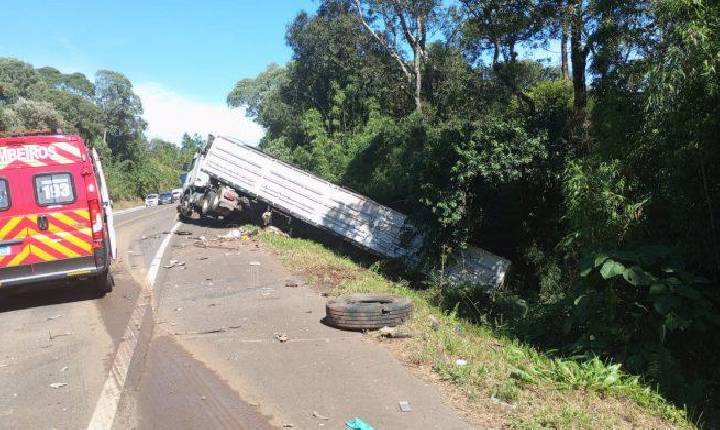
[146,221,181,288]
[113,206,145,215]
[86,220,181,430]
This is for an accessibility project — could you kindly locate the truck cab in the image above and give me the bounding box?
[0,131,115,293]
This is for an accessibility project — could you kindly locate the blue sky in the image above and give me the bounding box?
[0,0,317,143]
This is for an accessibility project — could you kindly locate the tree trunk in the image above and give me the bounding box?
[493,38,501,65]
[561,18,569,80]
[569,1,587,146]
[413,47,423,113]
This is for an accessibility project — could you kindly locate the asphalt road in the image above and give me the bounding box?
[0,205,470,430]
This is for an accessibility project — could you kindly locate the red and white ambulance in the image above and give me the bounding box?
[0,131,116,294]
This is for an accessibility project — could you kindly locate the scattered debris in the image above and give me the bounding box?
[140,235,148,240]
[249,401,260,407]
[264,226,288,237]
[249,261,261,266]
[174,307,183,312]
[163,260,186,269]
[197,256,208,260]
[200,396,207,400]
[175,230,193,236]
[49,382,68,389]
[455,359,468,367]
[398,401,412,412]
[0,364,8,369]
[313,411,330,420]
[46,314,63,321]
[173,325,242,336]
[282,424,294,428]
[378,326,412,339]
[428,315,440,331]
[49,331,72,340]
[60,366,69,372]
[346,418,374,430]
[273,332,289,343]
[285,281,298,288]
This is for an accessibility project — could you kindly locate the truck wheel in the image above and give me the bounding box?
[324,294,412,330]
[201,191,217,215]
[94,270,114,296]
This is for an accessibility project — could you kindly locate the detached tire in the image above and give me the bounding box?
[324,294,412,330]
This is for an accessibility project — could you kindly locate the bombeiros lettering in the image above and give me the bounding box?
[0,145,59,163]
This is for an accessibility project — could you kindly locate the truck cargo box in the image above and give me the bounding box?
[198,136,510,288]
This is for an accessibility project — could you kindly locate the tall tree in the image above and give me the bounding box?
[94,70,146,159]
[353,0,442,112]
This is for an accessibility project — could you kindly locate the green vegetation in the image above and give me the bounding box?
[255,228,693,428]
[0,58,195,200]
[230,0,719,425]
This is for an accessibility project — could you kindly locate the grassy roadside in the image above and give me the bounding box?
[112,199,144,210]
[255,229,695,429]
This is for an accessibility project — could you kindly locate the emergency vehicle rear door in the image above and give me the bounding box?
[0,176,32,271]
[91,148,116,259]
[31,171,94,264]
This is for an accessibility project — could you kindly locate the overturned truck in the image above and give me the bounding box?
[179,135,510,288]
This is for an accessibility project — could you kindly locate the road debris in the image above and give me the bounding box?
[264,226,288,237]
[285,281,298,288]
[313,411,330,420]
[175,230,193,236]
[60,366,69,372]
[455,358,468,366]
[0,363,8,369]
[273,332,289,343]
[378,326,412,338]
[49,382,68,389]
[163,260,186,269]
[346,417,374,430]
[46,314,63,321]
[141,235,148,240]
[399,400,412,412]
[173,325,242,336]
[49,331,72,340]
[428,315,440,331]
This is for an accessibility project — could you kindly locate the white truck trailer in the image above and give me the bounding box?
[179,135,510,287]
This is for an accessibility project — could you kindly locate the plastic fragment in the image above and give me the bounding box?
[345,418,374,430]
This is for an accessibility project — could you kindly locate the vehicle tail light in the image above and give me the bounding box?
[224,190,237,201]
[88,199,105,249]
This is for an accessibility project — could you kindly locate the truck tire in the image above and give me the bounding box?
[179,193,193,219]
[324,294,412,330]
[201,191,217,215]
[94,269,114,296]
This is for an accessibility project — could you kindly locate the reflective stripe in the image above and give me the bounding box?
[29,230,81,258]
[7,245,30,267]
[0,216,23,238]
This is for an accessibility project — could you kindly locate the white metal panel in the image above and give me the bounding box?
[202,136,511,287]
[91,148,117,259]
[203,136,423,259]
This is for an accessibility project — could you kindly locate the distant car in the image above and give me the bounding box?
[158,192,173,205]
[171,188,183,202]
[145,194,159,206]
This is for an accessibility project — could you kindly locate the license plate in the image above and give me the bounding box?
[0,245,11,256]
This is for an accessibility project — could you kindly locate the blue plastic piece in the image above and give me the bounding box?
[346,417,375,430]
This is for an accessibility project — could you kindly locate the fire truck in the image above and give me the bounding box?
[0,131,116,294]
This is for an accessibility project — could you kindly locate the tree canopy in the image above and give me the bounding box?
[228,0,720,423]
